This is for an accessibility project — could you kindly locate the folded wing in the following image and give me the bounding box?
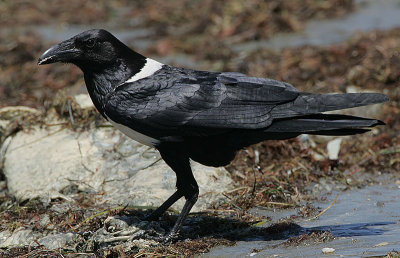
[104,67,388,138]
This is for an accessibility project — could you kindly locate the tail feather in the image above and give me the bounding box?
[265,114,384,136]
[272,93,389,118]
[307,128,370,136]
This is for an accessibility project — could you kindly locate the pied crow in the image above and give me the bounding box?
[38,29,388,242]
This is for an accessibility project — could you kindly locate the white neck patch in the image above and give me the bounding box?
[125,58,164,83]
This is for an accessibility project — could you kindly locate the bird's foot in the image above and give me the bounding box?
[146,232,179,244]
[144,213,160,222]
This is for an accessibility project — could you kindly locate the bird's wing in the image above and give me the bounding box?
[104,68,299,137]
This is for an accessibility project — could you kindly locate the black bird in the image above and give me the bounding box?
[38,29,388,241]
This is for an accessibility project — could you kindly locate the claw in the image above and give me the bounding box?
[145,232,178,244]
[161,232,179,244]
[144,212,160,222]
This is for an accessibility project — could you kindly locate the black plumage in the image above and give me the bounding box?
[38,29,388,241]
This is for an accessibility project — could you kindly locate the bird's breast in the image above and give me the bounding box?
[105,115,160,147]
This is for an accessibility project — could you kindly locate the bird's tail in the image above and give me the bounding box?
[214,92,388,152]
[264,114,384,136]
[271,93,389,118]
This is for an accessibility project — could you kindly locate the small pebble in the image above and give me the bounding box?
[322,247,335,254]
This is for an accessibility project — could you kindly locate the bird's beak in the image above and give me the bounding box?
[38,39,81,65]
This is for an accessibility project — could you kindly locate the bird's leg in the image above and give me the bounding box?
[164,184,198,242]
[145,190,183,221]
[153,143,199,242]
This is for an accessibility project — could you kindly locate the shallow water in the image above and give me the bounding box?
[202,184,400,257]
[232,0,400,52]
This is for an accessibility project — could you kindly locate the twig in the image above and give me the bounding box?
[225,186,250,194]
[73,206,126,230]
[222,193,242,210]
[307,194,338,221]
[133,252,159,258]
[202,209,238,213]
[43,122,69,127]
[68,99,75,125]
[102,235,132,243]
[251,168,257,196]
[378,146,400,155]
[59,252,95,256]
[251,166,262,196]
[222,192,232,200]
[262,201,295,207]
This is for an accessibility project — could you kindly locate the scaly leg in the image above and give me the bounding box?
[145,190,183,221]
[163,188,198,242]
[153,143,199,242]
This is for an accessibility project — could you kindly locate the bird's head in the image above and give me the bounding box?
[38,29,144,72]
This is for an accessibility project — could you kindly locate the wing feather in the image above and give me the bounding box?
[104,67,299,137]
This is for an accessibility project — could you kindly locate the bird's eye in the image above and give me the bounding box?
[85,39,96,48]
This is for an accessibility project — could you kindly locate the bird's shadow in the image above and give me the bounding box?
[308,221,395,238]
[115,209,395,242]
